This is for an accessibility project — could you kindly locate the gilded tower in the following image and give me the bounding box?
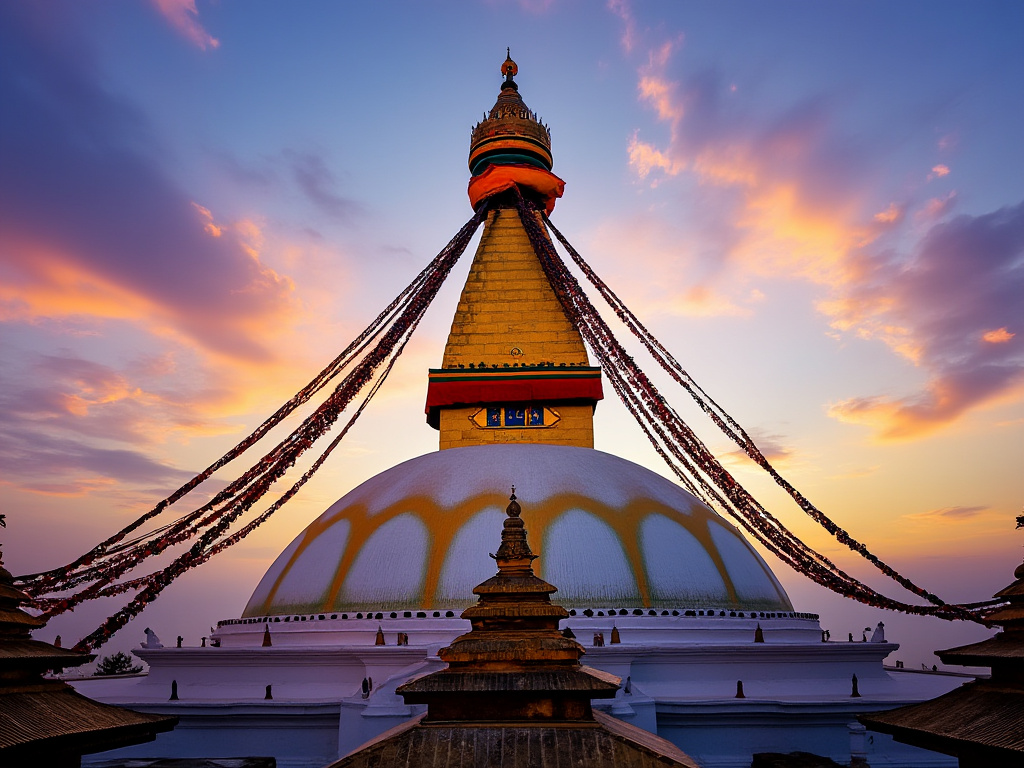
[425,53,603,449]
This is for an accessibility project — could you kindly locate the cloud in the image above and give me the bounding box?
[150,0,219,50]
[0,13,358,501]
[982,327,1015,344]
[283,150,360,221]
[516,0,556,13]
[720,430,796,468]
[921,191,957,220]
[0,11,297,364]
[928,164,950,180]
[0,360,196,496]
[905,505,989,521]
[191,202,223,237]
[874,203,904,225]
[828,202,1024,439]
[607,0,638,53]
[585,212,756,317]
[628,131,683,179]
[618,31,1024,439]
[0,428,193,497]
[0,342,272,497]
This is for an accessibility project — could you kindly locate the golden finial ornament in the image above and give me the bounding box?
[501,48,518,80]
[507,485,521,517]
[469,51,552,175]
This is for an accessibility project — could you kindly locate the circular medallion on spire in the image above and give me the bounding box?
[469,51,552,175]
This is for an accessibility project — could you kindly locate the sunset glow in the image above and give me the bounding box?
[1,0,1021,671]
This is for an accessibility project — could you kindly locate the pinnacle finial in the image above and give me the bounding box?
[506,487,521,518]
[492,486,533,564]
[502,49,518,85]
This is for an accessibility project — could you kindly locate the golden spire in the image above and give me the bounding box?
[426,54,603,450]
[501,48,518,83]
[398,490,620,719]
[469,52,551,175]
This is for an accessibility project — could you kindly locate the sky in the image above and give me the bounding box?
[1,1,1022,669]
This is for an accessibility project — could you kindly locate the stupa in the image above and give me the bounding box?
[73,55,968,768]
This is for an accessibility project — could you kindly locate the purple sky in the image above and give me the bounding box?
[1,1,1022,668]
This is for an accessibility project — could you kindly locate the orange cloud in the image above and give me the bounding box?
[628,133,684,179]
[0,227,296,366]
[874,203,903,224]
[192,202,222,237]
[982,327,1015,343]
[151,0,219,50]
[3,475,118,499]
[0,244,157,323]
[828,371,1024,442]
[638,75,683,122]
[622,37,1024,441]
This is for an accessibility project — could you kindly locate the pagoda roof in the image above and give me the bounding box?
[330,709,699,768]
[938,631,1024,666]
[398,666,620,697]
[0,638,93,670]
[860,680,1024,759]
[0,550,177,760]
[0,681,176,758]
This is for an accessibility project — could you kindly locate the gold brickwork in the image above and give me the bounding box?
[442,208,588,369]
[438,405,595,450]
[437,206,595,450]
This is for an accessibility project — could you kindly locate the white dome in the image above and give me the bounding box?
[243,444,792,616]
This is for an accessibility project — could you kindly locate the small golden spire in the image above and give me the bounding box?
[501,49,518,85]
[491,486,536,567]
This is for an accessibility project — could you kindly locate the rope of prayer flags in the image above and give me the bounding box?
[513,192,981,623]
[18,204,489,651]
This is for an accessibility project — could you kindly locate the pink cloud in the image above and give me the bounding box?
[151,0,219,50]
[516,0,556,13]
[828,203,1024,439]
[905,505,989,521]
[191,202,222,237]
[874,203,904,225]
[921,191,957,219]
[928,164,950,181]
[720,430,796,468]
[607,0,638,53]
[621,37,1024,439]
[0,25,305,365]
[627,131,683,179]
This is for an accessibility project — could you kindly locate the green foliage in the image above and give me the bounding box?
[93,650,143,676]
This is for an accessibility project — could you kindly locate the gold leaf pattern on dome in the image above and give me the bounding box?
[245,490,792,616]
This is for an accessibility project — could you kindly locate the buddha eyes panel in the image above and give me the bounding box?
[486,405,546,428]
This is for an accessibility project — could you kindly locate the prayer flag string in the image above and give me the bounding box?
[512,192,982,623]
[16,205,489,650]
